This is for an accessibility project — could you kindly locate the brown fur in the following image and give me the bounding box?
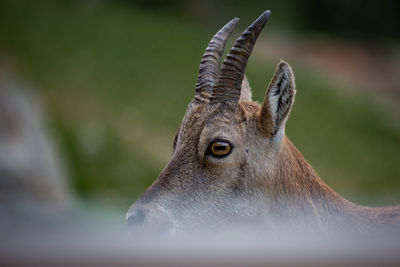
[127,27,399,236]
[127,88,400,233]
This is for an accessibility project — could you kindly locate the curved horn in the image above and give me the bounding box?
[195,18,240,102]
[211,10,271,104]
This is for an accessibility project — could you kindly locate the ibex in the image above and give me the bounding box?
[127,11,400,235]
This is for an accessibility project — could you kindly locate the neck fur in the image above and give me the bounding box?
[265,137,357,230]
[267,137,400,232]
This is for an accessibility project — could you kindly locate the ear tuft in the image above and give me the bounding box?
[260,60,296,136]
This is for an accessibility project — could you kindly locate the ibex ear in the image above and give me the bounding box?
[260,60,296,138]
[240,75,252,101]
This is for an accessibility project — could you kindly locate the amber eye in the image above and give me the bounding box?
[208,140,233,158]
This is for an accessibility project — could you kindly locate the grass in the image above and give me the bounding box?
[0,0,399,208]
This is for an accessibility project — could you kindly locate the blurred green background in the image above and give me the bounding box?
[0,0,399,212]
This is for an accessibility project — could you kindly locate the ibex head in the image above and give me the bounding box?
[127,11,299,234]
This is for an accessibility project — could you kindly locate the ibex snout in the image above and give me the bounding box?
[126,204,175,236]
[126,208,146,228]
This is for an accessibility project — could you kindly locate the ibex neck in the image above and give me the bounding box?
[268,137,400,233]
[268,137,355,229]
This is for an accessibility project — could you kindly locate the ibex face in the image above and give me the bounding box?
[127,11,298,234]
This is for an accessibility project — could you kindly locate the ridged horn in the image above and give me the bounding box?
[211,10,271,104]
[195,18,240,102]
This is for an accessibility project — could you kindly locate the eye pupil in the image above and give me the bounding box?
[210,141,232,157]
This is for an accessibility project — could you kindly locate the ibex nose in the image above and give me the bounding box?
[126,205,176,236]
[127,208,146,228]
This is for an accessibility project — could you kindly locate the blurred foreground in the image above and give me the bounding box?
[2,224,400,266]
